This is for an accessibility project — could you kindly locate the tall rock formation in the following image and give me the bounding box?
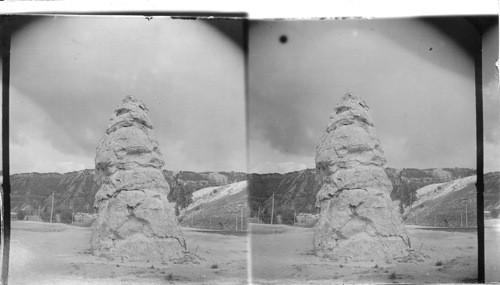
[314,93,410,261]
[92,96,186,262]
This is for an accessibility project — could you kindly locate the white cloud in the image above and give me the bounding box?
[250,160,308,174]
[10,88,93,174]
[379,136,409,168]
[485,142,500,173]
[9,18,246,174]
[10,135,93,174]
[249,139,312,173]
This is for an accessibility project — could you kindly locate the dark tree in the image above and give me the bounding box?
[56,207,73,224]
[17,210,26,221]
[173,184,194,210]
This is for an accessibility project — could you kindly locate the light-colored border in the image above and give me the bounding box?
[0,0,498,18]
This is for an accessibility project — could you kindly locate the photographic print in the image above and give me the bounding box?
[0,6,498,285]
[3,15,248,284]
[247,17,499,283]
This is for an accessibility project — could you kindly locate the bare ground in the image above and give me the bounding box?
[250,223,498,284]
[4,220,499,284]
[6,221,248,285]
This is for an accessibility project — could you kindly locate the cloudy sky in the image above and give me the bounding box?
[248,18,499,173]
[482,24,500,174]
[5,16,246,174]
[2,16,498,175]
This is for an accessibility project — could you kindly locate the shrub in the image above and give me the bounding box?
[56,207,73,224]
[172,184,194,210]
[389,272,397,280]
[166,273,174,281]
[40,207,52,222]
[17,210,26,221]
[274,207,295,225]
[491,208,500,218]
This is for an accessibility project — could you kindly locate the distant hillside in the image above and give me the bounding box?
[11,169,98,215]
[403,176,478,226]
[164,170,247,202]
[179,181,249,231]
[248,169,320,222]
[386,168,476,212]
[248,173,283,212]
[10,169,247,222]
[484,172,500,212]
[248,167,478,223]
[10,167,497,226]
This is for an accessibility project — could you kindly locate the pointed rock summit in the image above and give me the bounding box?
[92,96,186,262]
[314,93,410,261]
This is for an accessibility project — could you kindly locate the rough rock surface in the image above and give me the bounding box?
[91,96,186,262]
[314,93,410,261]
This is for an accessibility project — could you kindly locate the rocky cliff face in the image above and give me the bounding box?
[10,169,247,220]
[11,170,98,215]
[313,93,410,261]
[92,96,185,262]
[248,167,478,221]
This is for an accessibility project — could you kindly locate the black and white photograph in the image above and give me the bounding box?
[247,17,499,283]
[2,15,249,284]
[0,4,499,285]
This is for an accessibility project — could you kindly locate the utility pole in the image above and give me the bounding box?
[271,192,275,225]
[241,208,244,231]
[50,190,55,223]
[257,206,260,223]
[461,213,463,228]
[466,202,468,227]
[462,198,468,228]
[293,209,296,226]
[235,216,238,231]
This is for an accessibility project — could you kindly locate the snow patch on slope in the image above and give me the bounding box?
[413,175,476,208]
[187,180,247,211]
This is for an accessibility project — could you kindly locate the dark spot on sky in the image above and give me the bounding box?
[429,47,433,51]
[279,35,288,44]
